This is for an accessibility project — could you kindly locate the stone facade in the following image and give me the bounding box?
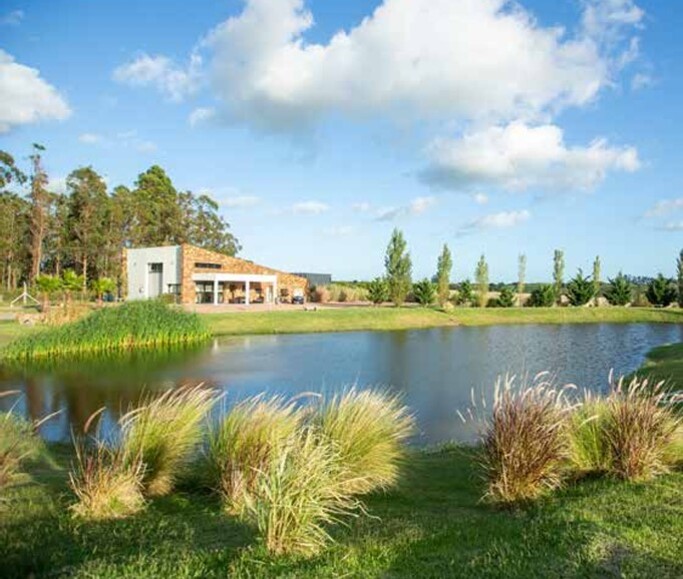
[178,244,308,304]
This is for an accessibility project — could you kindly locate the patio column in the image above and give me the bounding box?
[245,280,250,305]
[213,278,218,305]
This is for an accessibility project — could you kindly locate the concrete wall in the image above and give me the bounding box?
[125,246,181,300]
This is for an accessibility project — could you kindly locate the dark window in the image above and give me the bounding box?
[167,284,180,295]
[149,263,163,273]
[194,262,221,270]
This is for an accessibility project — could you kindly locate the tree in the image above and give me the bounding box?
[34,274,62,311]
[474,255,489,308]
[553,249,565,304]
[28,144,51,281]
[367,277,388,305]
[677,250,683,308]
[66,166,110,289]
[91,277,116,306]
[517,254,526,297]
[592,256,601,306]
[0,192,30,290]
[458,279,474,306]
[61,269,85,307]
[646,274,677,307]
[529,285,556,307]
[605,272,632,306]
[566,269,595,306]
[0,150,27,190]
[496,286,516,308]
[384,229,412,306]
[435,244,452,306]
[179,191,241,256]
[413,278,436,306]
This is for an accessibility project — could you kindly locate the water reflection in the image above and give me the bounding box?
[1,323,681,445]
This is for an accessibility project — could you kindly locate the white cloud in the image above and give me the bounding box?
[113,52,202,102]
[78,132,103,144]
[352,201,372,213]
[457,209,530,236]
[221,195,261,208]
[473,192,489,205]
[201,0,642,131]
[423,121,639,191]
[324,225,355,237]
[1,9,24,26]
[135,140,157,153]
[292,200,330,215]
[0,50,71,133]
[644,198,683,219]
[631,72,653,90]
[188,106,216,127]
[47,176,67,195]
[657,221,683,232]
[376,196,436,221]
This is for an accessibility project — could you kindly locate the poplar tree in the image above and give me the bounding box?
[517,253,527,301]
[553,249,565,305]
[384,228,412,306]
[436,244,453,306]
[592,255,601,306]
[475,254,489,308]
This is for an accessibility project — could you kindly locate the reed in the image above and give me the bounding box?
[2,300,210,361]
[120,384,218,496]
[316,387,415,495]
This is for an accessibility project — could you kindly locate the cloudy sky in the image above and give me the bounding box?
[1,0,681,281]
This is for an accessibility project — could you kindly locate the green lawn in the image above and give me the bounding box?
[637,342,683,390]
[2,446,682,578]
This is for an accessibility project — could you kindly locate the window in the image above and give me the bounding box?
[149,263,163,273]
[194,262,221,270]
[167,284,180,295]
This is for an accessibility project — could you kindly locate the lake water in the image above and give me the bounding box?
[1,323,681,445]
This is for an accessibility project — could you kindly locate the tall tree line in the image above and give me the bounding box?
[0,146,241,292]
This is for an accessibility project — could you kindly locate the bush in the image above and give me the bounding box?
[646,274,677,307]
[528,285,556,307]
[120,385,217,496]
[566,269,595,306]
[567,395,611,476]
[495,286,516,308]
[241,429,362,557]
[456,280,474,306]
[367,278,389,305]
[604,377,680,481]
[0,404,48,490]
[605,272,633,306]
[3,300,210,360]
[206,395,304,515]
[311,286,330,303]
[316,388,415,496]
[69,437,145,520]
[412,279,436,306]
[478,375,572,503]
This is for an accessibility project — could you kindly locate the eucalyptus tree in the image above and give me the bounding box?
[384,229,412,306]
[677,249,683,307]
[28,144,51,281]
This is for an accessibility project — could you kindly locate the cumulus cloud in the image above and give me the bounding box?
[135,140,157,153]
[631,72,653,90]
[291,200,330,215]
[657,221,683,232]
[376,196,436,221]
[324,225,355,237]
[1,9,24,26]
[221,195,261,208]
[422,121,639,191]
[199,0,643,131]
[352,202,372,213]
[113,52,202,101]
[457,209,530,236]
[643,198,683,219]
[473,193,489,205]
[78,132,103,144]
[0,50,71,133]
[188,106,216,127]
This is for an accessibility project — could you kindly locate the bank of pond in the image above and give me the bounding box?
[1,376,681,577]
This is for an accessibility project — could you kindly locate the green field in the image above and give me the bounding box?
[2,445,681,578]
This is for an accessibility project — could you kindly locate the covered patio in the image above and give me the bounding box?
[192,272,278,305]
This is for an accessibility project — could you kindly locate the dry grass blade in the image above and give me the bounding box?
[120,384,218,496]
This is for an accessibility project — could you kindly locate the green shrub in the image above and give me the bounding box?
[566,269,595,306]
[241,429,362,558]
[412,279,436,306]
[317,388,415,496]
[529,285,556,307]
[495,286,516,308]
[646,274,677,307]
[605,272,633,306]
[120,385,218,496]
[367,277,389,305]
[567,396,611,475]
[3,300,210,360]
[206,395,304,515]
[456,280,474,306]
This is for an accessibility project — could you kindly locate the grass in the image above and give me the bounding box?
[1,301,210,360]
[1,444,681,578]
[637,342,683,390]
[0,405,48,490]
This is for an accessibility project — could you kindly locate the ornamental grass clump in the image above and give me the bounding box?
[241,429,362,558]
[316,387,415,496]
[3,300,210,361]
[567,394,612,476]
[206,395,304,515]
[120,384,218,497]
[603,376,680,481]
[477,374,574,504]
[69,435,145,521]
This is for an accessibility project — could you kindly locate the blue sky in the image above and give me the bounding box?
[1,0,681,282]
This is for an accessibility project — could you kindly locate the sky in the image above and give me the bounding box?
[1,0,682,282]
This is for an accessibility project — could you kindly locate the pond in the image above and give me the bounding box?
[1,323,681,445]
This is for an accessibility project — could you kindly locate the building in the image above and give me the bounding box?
[291,272,332,287]
[124,244,308,305]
